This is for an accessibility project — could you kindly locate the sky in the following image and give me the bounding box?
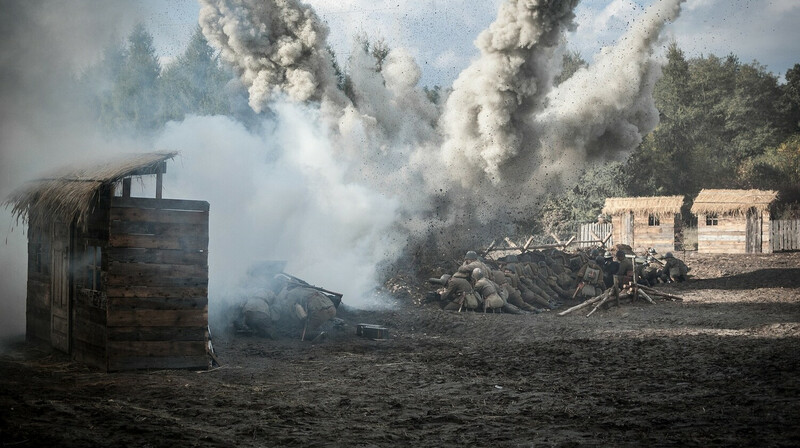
[138,0,800,87]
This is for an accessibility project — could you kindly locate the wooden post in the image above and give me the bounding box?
[122,177,131,198]
[156,171,163,199]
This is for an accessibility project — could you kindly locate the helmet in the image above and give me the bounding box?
[506,254,519,263]
[647,248,657,255]
[465,250,478,260]
[595,256,605,265]
[664,252,674,259]
[604,251,613,259]
[520,253,531,262]
[538,260,547,268]
[472,268,484,280]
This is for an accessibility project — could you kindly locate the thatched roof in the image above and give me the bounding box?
[690,189,778,215]
[602,195,684,217]
[4,151,177,227]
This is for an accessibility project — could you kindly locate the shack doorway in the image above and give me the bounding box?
[50,222,72,353]
[746,207,762,253]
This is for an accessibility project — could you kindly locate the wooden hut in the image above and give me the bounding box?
[691,189,777,254]
[5,152,210,371]
[602,196,684,253]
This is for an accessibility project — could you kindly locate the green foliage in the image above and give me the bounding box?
[554,50,586,86]
[625,48,789,198]
[540,162,626,235]
[158,26,232,123]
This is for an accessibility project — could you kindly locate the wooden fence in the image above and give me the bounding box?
[578,223,613,248]
[772,219,800,252]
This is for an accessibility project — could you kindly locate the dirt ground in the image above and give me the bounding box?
[1,252,799,447]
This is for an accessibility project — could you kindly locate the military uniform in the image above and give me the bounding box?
[441,276,480,311]
[662,253,689,282]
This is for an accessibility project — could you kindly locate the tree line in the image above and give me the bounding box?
[81,25,800,232]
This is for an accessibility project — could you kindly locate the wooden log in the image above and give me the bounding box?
[558,290,609,316]
[110,207,208,225]
[107,296,208,312]
[112,197,209,212]
[106,286,208,299]
[107,355,208,372]
[639,289,656,305]
[105,247,208,266]
[108,233,208,251]
[106,309,207,327]
[108,326,207,342]
[107,340,207,358]
[638,285,684,301]
[586,293,614,317]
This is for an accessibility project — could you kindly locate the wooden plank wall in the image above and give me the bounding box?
[697,214,747,253]
[632,211,676,253]
[771,218,800,252]
[578,223,613,248]
[72,186,112,369]
[105,196,209,371]
[26,221,51,343]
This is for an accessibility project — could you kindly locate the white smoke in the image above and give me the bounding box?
[198,0,348,113]
[0,0,688,338]
[439,0,581,187]
[529,0,686,183]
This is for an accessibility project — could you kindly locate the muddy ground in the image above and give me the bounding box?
[1,252,799,447]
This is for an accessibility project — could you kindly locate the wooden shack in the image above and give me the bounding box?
[5,152,210,371]
[691,189,777,254]
[602,196,684,253]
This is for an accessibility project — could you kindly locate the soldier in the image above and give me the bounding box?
[615,251,634,286]
[455,250,489,282]
[662,252,690,282]
[599,251,618,288]
[472,268,505,312]
[493,269,539,312]
[241,293,275,338]
[574,257,605,299]
[282,286,338,335]
[641,255,662,286]
[440,274,480,311]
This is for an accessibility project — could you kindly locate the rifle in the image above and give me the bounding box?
[280,272,344,307]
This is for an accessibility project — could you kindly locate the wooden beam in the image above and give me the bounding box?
[156,171,163,199]
[122,178,132,198]
[522,236,535,251]
[550,232,563,245]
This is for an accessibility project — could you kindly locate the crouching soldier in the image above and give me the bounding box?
[441,274,481,311]
[662,252,690,282]
[574,257,604,299]
[241,293,276,338]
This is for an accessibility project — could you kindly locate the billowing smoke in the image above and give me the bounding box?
[439,0,581,187]
[528,0,686,186]
[439,0,685,214]
[198,0,348,113]
[1,0,687,340]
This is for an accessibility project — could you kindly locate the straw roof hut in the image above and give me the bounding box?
[602,196,684,253]
[5,151,211,371]
[5,151,177,229]
[691,189,776,254]
[690,189,777,216]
